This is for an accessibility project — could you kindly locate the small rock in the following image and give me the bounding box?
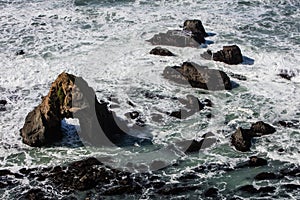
[254,172,280,180]
[278,69,296,80]
[228,72,247,81]
[248,156,268,167]
[275,120,299,129]
[0,100,7,105]
[282,184,300,191]
[204,187,218,197]
[125,111,140,120]
[16,50,25,56]
[22,188,48,200]
[250,121,276,136]
[150,47,175,56]
[238,185,258,193]
[231,128,253,152]
[202,45,243,65]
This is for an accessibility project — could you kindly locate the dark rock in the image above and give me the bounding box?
[125,111,140,120]
[228,72,247,81]
[183,19,208,37]
[258,186,276,193]
[202,45,243,65]
[250,121,276,136]
[0,169,13,176]
[204,187,218,197]
[282,184,300,191]
[275,120,300,129]
[20,72,151,147]
[278,69,296,80]
[150,47,175,56]
[248,156,268,167]
[21,188,48,200]
[231,128,253,152]
[147,30,205,48]
[16,50,25,56]
[177,173,199,182]
[280,166,300,177]
[127,100,136,107]
[0,99,7,105]
[238,185,258,193]
[163,62,232,90]
[254,172,280,180]
[203,99,213,107]
[239,185,275,194]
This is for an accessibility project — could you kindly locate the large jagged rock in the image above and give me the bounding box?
[20,73,75,147]
[201,45,243,65]
[20,72,151,147]
[163,62,232,90]
[147,19,207,48]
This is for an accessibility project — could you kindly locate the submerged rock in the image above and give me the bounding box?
[150,47,175,56]
[202,45,243,65]
[254,172,281,180]
[163,62,232,90]
[168,95,204,119]
[20,72,151,147]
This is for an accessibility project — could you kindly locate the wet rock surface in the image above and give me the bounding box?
[150,47,175,56]
[231,127,253,152]
[163,62,232,90]
[201,45,243,64]
[20,72,151,147]
[231,121,276,152]
[147,19,208,47]
[250,121,276,136]
[147,30,205,48]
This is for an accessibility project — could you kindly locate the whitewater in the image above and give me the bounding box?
[0,0,300,199]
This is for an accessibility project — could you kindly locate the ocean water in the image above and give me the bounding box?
[0,0,300,199]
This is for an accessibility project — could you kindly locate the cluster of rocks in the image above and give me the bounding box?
[1,155,298,199]
[13,19,297,199]
[231,121,276,152]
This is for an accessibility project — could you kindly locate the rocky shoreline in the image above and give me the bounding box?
[1,19,299,199]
